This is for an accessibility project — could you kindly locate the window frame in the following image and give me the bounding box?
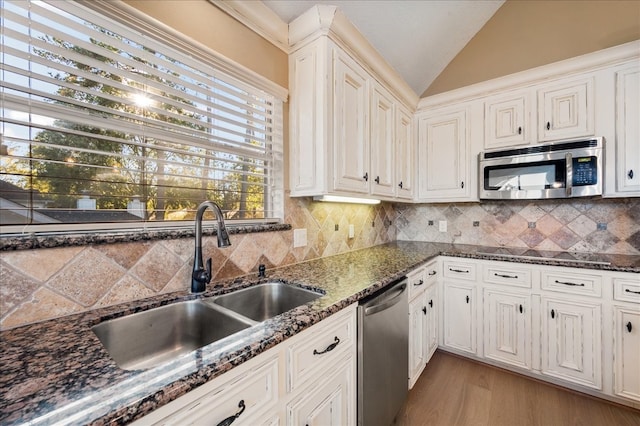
[0,0,287,236]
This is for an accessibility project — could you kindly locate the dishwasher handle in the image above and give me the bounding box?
[364,282,407,316]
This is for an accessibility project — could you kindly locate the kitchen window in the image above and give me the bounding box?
[0,0,285,235]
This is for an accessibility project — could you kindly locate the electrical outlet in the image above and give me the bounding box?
[438,220,447,232]
[348,224,355,239]
[293,228,307,248]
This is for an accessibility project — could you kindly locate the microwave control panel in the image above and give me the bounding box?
[572,156,598,186]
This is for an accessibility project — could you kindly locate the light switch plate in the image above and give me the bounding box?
[348,224,355,239]
[438,220,447,232]
[293,228,307,247]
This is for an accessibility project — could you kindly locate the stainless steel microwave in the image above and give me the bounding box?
[479,138,604,200]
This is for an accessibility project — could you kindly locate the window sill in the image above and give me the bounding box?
[0,223,292,251]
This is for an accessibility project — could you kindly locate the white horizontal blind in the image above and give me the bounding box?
[0,0,283,230]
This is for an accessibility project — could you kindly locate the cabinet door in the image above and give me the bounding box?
[614,307,640,402]
[408,293,427,389]
[333,50,369,194]
[484,92,530,149]
[370,83,395,197]
[424,283,438,362]
[538,78,594,141]
[615,65,640,193]
[286,356,356,426]
[395,105,414,199]
[542,298,602,389]
[484,290,530,370]
[418,109,470,200]
[443,282,476,355]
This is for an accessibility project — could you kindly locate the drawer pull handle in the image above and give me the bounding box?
[629,169,634,180]
[466,295,470,304]
[363,172,369,182]
[398,181,404,189]
[551,309,555,319]
[422,306,427,315]
[414,279,424,286]
[625,288,640,295]
[216,400,245,426]
[519,304,523,314]
[627,322,633,333]
[495,273,518,279]
[450,268,469,273]
[428,270,437,276]
[554,280,585,287]
[313,336,340,355]
[429,299,433,308]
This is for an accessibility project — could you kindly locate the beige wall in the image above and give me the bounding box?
[123,0,288,89]
[424,0,640,97]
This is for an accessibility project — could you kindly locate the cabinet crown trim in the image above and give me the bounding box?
[289,4,419,108]
[418,40,640,111]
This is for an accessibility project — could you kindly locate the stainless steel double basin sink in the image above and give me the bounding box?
[92,282,323,370]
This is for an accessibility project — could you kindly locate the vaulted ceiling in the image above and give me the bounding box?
[262,0,505,96]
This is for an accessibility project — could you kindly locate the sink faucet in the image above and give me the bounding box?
[192,201,231,293]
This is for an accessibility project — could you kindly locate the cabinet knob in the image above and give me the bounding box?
[627,322,633,333]
[422,306,427,315]
[461,181,464,189]
[398,181,403,189]
[429,299,433,308]
[363,172,368,182]
[546,121,551,130]
[629,169,634,180]
[518,126,522,135]
[375,176,380,184]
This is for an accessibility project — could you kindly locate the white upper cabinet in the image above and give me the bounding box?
[417,107,471,201]
[538,77,594,142]
[395,105,414,199]
[287,5,418,202]
[369,82,395,197]
[615,64,640,194]
[484,90,531,149]
[333,50,370,194]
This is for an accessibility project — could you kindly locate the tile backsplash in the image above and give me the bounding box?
[0,195,396,329]
[396,198,640,255]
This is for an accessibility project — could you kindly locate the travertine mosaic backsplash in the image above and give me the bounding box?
[396,198,640,255]
[0,196,396,329]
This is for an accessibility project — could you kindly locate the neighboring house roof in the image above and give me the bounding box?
[0,180,49,204]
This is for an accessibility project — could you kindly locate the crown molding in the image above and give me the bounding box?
[210,0,289,53]
[418,40,640,111]
[289,5,419,109]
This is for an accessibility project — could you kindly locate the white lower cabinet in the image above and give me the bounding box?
[133,304,357,426]
[614,307,640,402]
[541,298,602,390]
[286,354,356,426]
[408,261,439,389]
[442,281,477,355]
[483,289,531,370]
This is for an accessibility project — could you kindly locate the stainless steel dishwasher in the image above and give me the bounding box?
[357,278,409,426]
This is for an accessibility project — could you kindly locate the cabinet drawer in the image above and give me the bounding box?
[614,278,640,304]
[407,266,426,301]
[541,269,602,297]
[286,306,356,392]
[483,263,532,289]
[135,355,279,425]
[443,260,477,281]
[424,260,439,286]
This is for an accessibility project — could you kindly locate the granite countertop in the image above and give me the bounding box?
[1,242,639,425]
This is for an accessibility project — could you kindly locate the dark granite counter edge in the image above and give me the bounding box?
[0,223,291,250]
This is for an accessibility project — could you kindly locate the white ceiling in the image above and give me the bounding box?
[262,0,505,96]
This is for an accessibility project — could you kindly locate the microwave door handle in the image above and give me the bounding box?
[565,152,572,197]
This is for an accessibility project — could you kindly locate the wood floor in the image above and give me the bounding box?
[394,351,640,426]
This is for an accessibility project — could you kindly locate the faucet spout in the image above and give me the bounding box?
[192,201,231,293]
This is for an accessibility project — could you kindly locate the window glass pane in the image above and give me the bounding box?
[0,0,281,230]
